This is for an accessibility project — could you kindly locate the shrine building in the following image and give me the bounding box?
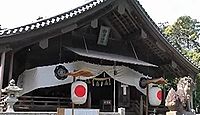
[0,0,199,114]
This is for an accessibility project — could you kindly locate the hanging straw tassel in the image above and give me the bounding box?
[87,79,91,84]
[104,80,108,85]
[92,79,95,86]
[96,81,100,86]
[101,81,103,87]
[108,78,111,85]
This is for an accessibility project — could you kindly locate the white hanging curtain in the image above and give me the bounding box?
[17,61,148,96]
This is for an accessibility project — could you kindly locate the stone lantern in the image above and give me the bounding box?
[1,79,22,112]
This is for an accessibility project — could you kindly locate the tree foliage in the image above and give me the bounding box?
[187,50,200,64]
[161,16,200,109]
[162,16,200,64]
[163,16,200,51]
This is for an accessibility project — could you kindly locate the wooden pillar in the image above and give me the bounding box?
[113,61,117,112]
[194,75,197,111]
[113,79,116,112]
[87,85,91,108]
[8,51,14,81]
[72,77,75,115]
[140,95,143,115]
[0,52,6,97]
[146,85,149,115]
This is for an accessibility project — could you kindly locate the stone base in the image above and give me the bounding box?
[166,111,177,115]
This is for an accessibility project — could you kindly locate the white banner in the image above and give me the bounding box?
[17,61,148,95]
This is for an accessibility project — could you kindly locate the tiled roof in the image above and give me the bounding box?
[0,0,106,37]
[0,0,199,70]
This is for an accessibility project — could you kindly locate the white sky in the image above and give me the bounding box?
[139,0,200,25]
[0,0,200,29]
[0,0,92,29]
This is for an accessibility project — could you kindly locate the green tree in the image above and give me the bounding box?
[163,16,200,51]
[187,51,200,64]
[161,16,200,109]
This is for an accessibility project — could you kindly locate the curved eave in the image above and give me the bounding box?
[130,0,199,74]
[0,0,115,47]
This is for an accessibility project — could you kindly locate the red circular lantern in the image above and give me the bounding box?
[149,86,162,106]
[157,90,162,100]
[71,81,87,104]
[75,85,86,97]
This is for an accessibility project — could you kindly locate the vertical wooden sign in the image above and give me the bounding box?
[118,83,130,107]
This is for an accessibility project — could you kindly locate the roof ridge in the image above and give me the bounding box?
[0,0,106,37]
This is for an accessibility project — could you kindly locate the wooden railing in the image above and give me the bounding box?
[0,112,120,115]
[15,96,71,111]
[99,112,120,115]
[11,96,125,115]
[0,110,122,115]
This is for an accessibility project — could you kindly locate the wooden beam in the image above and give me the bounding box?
[61,24,78,34]
[112,11,130,33]
[118,3,125,15]
[122,0,141,29]
[102,17,122,39]
[0,45,12,53]
[91,19,98,28]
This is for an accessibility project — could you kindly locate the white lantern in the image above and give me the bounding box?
[149,86,162,106]
[71,81,88,104]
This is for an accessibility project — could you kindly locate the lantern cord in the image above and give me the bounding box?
[83,36,88,53]
[130,41,138,60]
